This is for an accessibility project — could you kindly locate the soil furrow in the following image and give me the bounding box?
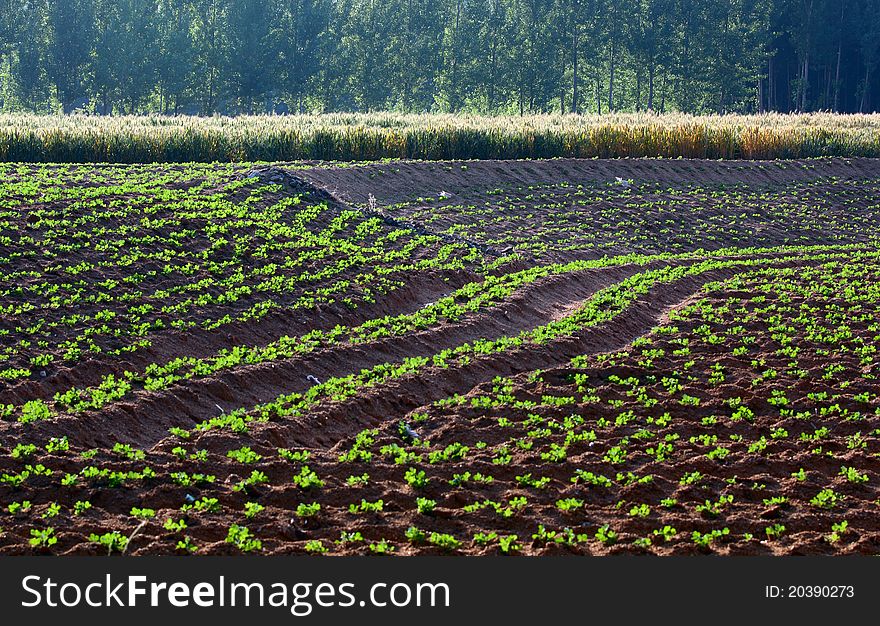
[250,256,827,450]
[298,157,880,206]
[14,262,657,449]
[0,267,478,406]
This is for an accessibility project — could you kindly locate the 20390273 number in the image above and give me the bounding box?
[788,585,854,598]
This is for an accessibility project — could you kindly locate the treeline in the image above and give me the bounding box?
[0,0,878,116]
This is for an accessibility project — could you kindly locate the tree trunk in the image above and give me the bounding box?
[560,51,566,115]
[448,0,462,110]
[608,38,615,112]
[824,64,831,109]
[596,72,601,114]
[800,53,809,111]
[647,64,655,111]
[786,61,792,110]
[757,78,764,113]
[833,1,844,112]
[489,3,499,110]
[660,70,667,112]
[798,0,814,112]
[571,23,578,113]
[636,68,642,111]
[679,15,691,110]
[519,77,524,116]
[861,65,871,113]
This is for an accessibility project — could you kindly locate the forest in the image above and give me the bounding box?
[0,1,879,116]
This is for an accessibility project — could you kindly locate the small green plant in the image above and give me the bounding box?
[295,502,321,517]
[556,498,584,512]
[825,520,849,544]
[292,466,324,489]
[762,496,788,506]
[498,535,520,554]
[628,503,651,518]
[692,528,729,548]
[233,470,268,493]
[404,467,428,489]
[336,531,365,545]
[839,466,869,483]
[516,473,551,489]
[347,473,370,486]
[29,527,58,549]
[596,525,618,546]
[41,502,61,519]
[225,524,262,552]
[163,518,187,532]
[652,526,677,542]
[349,499,384,514]
[176,536,198,553]
[130,507,156,519]
[765,523,786,539]
[695,494,734,517]
[226,446,262,464]
[810,488,843,509]
[90,531,128,554]
[304,540,328,554]
[169,427,190,439]
[8,500,32,515]
[416,497,437,514]
[571,470,612,487]
[244,502,265,518]
[369,539,395,554]
[112,442,145,461]
[186,497,221,513]
[278,448,310,462]
[473,531,498,546]
[12,443,38,459]
[679,471,703,486]
[428,532,461,551]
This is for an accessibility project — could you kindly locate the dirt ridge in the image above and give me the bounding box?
[297,157,880,207]
[13,261,652,448]
[249,256,828,450]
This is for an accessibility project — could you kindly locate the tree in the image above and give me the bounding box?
[46,0,94,112]
[280,0,329,112]
[226,0,281,113]
[859,0,880,111]
[12,1,51,111]
[1,0,878,116]
[155,0,197,113]
[192,0,228,113]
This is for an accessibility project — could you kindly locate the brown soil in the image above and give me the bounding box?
[299,157,880,206]
[1,158,878,556]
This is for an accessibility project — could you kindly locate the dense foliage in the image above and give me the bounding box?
[0,0,878,116]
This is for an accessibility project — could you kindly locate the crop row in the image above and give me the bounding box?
[2,254,879,553]
[0,165,479,382]
[384,175,880,261]
[5,243,862,423]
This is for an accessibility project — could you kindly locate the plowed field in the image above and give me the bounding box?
[2,157,879,555]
